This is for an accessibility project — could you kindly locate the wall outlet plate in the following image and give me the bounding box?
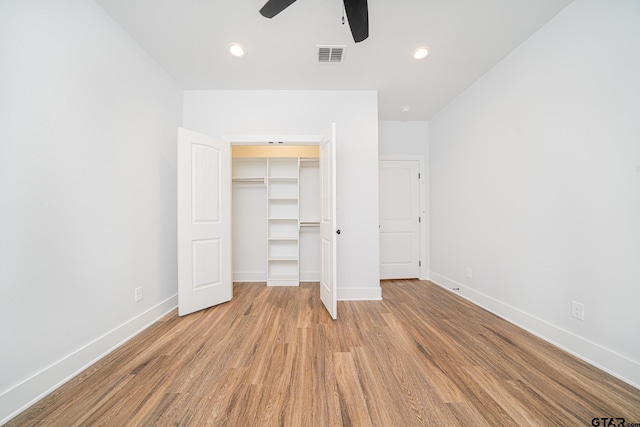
[135,287,143,302]
[571,301,584,320]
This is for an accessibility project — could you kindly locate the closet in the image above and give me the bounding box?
[231,146,320,286]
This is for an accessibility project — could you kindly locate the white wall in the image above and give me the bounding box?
[184,90,381,300]
[0,0,183,422]
[429,0,640,387]
[379,121,428,157]
[232,170,268,282]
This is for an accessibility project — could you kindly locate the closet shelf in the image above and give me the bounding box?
[299,222,320,227]
[268,176,298,181]
[268,237,299,242]
[268,197,298,201]
[232,177,265,183]
[268,274,299,280]
[268,256,299,261]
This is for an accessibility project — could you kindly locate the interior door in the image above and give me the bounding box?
[379,160,420,279]
[320,123,338,319]
[177,128,232,316]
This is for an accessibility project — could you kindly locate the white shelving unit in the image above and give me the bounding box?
[231,154,319,285]
[267,158,300,286]
[299,158,320,281]
[232,157,267,183]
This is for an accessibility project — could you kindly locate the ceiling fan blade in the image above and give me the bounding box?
[343,0,369,42]
[260,0,298,18]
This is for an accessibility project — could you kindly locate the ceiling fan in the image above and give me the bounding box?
[259,0,369,43]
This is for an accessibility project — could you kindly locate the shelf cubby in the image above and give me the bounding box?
[267,157,300,286]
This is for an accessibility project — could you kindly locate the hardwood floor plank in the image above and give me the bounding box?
[358,321,459,426]
[447,401,491,426]
[463,365,552,426]
[350,345,406,426]
[379,311,468,404]
[284,327,314,427]
[333,352,372,427]
[7,280,640,426]
[137,392,187,427]
[504,379,581,426]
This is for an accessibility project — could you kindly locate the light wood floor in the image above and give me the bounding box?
[9,280,640,426]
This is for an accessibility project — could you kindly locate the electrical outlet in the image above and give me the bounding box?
[466,268,473,279]
[571,301,584,320]
[135,287,143,303]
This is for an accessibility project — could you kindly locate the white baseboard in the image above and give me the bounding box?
[234,272,320,282]
[0,295,178,425]
[338,286,382,301]
[300,271,320,281]
[429,272,640,390]
[232,272,266,282]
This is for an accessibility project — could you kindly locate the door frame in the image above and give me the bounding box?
[379,155,428,280]
[223,134,323,146]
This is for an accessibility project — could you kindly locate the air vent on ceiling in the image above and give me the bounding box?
[317,45,346,63]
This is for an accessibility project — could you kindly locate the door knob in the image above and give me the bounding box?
[336,229,341,235]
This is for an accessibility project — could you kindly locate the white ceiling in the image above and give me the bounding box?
[95,0,573,120]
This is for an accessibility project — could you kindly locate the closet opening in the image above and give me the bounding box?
[231,144,321,287]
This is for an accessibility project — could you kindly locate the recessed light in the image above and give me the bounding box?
[401,106,411,113]
[413,47,429,60]
[229,43,245,57]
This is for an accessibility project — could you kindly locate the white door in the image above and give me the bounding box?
[320,124,338,319]
[177,128,232,316]
[379,160,420,279]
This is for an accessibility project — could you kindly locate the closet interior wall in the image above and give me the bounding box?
[231,146,320,285]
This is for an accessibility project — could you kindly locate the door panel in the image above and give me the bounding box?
[380,167,413,220]
[380,232,413,263]
[192,144,221,223]
[379,160,420,279]
[178,128,232,316]
[320,124,337,319]
[192,239,221,289]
